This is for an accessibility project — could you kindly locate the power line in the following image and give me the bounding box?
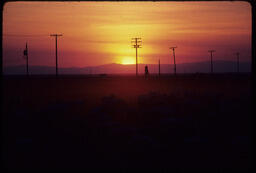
[3,34,48,37]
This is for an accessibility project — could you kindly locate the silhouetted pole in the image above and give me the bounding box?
[23,42,29,76]
[50,34,63,77]
[208,50,215,73]
[236,52,240,73]
[132,38,142,76]
[136,47,137,75]
[158,59,160,76]
[170,46,177,75]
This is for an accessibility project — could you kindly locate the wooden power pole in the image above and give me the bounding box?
[236,52,240,73]
[170,46,177,75]
[158,59,160,77]
[23,42,29,76]
[208,50,216,73]
[50,34,63,77]
[132,38,142,76]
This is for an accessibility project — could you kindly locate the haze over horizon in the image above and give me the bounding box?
[3,1,251,71]
[4,60,251,75]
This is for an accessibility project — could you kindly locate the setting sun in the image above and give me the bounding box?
[120,56,135,65]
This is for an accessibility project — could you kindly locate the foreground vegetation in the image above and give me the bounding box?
[2,74,251,171]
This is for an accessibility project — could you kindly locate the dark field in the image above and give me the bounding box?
[2,74,252,171]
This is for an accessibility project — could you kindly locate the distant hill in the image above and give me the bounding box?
[3,61,251,75]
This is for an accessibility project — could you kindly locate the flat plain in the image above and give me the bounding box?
[2,74,252,171]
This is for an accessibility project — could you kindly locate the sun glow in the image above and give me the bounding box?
[120,56,135,65]
[3,2,251,67]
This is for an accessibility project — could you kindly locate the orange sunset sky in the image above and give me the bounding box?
[3,1,252,68]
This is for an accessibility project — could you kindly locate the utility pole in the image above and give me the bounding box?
[208,50,215,73]
[131,38,142,76]
[23,42,29,76]
[158,59,160,77]
[236,52,240,73]
[169,46,177,75]
[50,34,63,77]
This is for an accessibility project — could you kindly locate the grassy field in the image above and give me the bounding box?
[2,74,252,171]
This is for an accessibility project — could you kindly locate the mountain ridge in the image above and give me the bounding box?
[4,60,251,75]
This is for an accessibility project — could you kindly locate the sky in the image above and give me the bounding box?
[3,1,252,68]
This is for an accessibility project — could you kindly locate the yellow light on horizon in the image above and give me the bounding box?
[120,56,136,65]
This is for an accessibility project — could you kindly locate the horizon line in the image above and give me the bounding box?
[4,60,251,68]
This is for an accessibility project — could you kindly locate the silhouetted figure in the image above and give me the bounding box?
[145,65,149,78]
